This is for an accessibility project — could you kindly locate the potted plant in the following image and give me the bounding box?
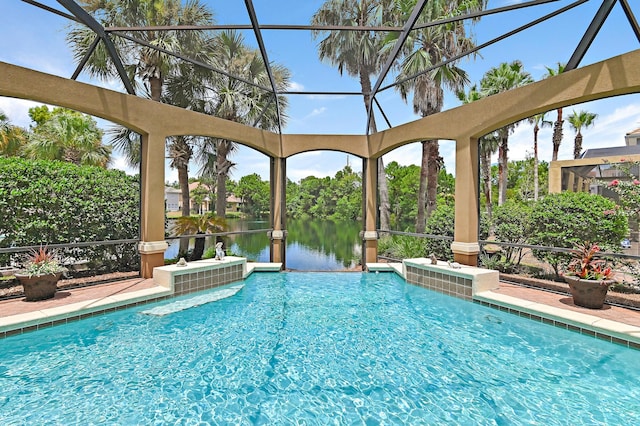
[563,242,615,309]
[15,246,65,301]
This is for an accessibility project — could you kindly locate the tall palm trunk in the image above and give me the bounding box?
[481,145,492,219]
[497,127,509,205]
[416,141,428,233]
[359,70,390,232]
[416,139,440,232]
[425,140,440,218]
[177,163,191,254]
[574,131,583,159]
[533,123,540,201]
[551,107,563,161]
[150,76,163,103]
[215,140,231,218]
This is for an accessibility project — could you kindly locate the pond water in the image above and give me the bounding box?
[166,218,362,270]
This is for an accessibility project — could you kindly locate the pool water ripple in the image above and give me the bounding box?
[1,272,639,425]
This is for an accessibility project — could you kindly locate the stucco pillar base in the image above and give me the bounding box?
[451,241,480,267]
[139,241,169,278]
[362,231,378,264]
[269,230,286,265]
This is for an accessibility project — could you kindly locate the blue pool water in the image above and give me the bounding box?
[1,272,639,425]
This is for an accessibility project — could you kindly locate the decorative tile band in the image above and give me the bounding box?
[173,264,243,296]
[1,294,172,339]
[474,299,640,351]
[405,264,473,300]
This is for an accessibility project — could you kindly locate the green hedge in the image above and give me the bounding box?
[0,157,140,273]
[528,191,628,276]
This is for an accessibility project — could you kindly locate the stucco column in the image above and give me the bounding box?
[363,157,379,265]
[270,157,286,267]
[451,136,480,266]
[566,171,576,192]
[549,162,562,193]
[138,132,168,278]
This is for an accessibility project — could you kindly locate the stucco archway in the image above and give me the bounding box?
[2,49,640,275]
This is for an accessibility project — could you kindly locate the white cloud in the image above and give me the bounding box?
[110,156,138,176]
[288,81,304,91]
[165,166,179,186]
[383,143,421,167]
[0,98,41,128]
[306,107,326,118]
[504,99,640,164]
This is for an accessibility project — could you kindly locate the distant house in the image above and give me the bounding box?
[188,182,211,214]
[164,183,242,214]
[165,186,181,212]
[226,194,243,212]
[625,128,640,146]
[549,129,640,194]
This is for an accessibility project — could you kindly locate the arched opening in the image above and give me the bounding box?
[285,150,363,270]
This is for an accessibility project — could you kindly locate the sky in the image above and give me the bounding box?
[1,0,640,184]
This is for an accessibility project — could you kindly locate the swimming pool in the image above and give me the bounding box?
[1,272,639,424]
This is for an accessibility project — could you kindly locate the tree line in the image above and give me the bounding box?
[0,0,600,236]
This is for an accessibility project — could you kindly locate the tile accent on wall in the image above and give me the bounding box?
[173,264,243,296]
[405,264,473,300]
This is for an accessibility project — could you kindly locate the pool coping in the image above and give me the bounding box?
[0,260,283,338]
[2,261,640,349]
[368,262,640,349]
[474,291,640,350]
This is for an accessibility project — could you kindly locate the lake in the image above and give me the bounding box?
[166,218,363,270]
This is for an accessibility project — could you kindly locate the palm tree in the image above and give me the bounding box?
[478,133,500,220]
[567,110,598,159]
[202,30,290,218]
[394,0,487,232]
[528,112,552,200]
[311,0,394,231]
[458,85,497,219]
[0,110,27,157]
[480,61,533,205]
[68,0,216,103]
[544,63,566,161]
[25,108,111,167]
[67,0,217,217]
[172,213,225,261]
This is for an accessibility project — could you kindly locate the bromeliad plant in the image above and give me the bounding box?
[20,246,65,277]
[565,242,614,281]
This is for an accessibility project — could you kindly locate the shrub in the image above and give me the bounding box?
[0,157,140,273]
[491,200,533,266]
[528,192,627,277]
[423,204,489,262]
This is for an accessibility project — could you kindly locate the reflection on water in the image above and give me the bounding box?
[165,218,362,271]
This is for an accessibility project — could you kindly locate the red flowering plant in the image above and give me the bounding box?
[604,160,640,218]
[565,242,614,281]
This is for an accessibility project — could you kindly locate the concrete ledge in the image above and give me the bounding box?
[0,286,171,334]
[153,256,247,289]
[475,291,640,346]
[403,258,499,294]
[247,262,282,275]
[366,263,395,272]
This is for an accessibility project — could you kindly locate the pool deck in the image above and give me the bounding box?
[1,271,640,348]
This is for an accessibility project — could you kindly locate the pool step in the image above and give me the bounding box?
[366,263,403,275]
[140,284,244,316]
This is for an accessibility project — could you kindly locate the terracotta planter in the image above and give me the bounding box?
[564,276,614,309]
[15,272,62,301]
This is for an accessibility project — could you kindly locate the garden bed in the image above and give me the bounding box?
[0,271,140,300]
[500,273,640,310]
